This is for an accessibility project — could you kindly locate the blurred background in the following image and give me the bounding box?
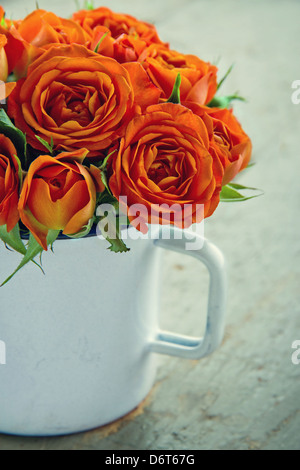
[0,0,299,450]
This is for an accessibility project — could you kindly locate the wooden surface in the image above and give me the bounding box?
[0,0,299,450]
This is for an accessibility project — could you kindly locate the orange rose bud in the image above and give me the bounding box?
[186,103,252,185]
[7,44,160,158]
[0,134,20,232]
[18,149,103,250]
[0,35,16,99]
[0,27,26,78]
[109,103,223,231]
[90,26,114,56]
[113,33,149,64]
[139,44,218,105]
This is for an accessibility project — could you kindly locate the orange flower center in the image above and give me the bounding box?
[36,166,83,203]
[47,84,95,128]
[146,141,189,192]
[213,122,232,150]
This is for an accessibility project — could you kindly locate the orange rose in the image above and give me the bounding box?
[139,44,218,104]
[1,9,88,78]
[17,9,88,49]
[0,34,8,81]
[0,134,20,232]
[7,44,161,158]
[18,149,104,250]
[186,103,252,185]
[72,7,165,46]
[109,103,223,231]
[0,34,16,99]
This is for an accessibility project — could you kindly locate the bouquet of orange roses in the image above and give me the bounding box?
[0,5,257,284]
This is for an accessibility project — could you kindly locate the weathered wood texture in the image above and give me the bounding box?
[0,0,299,450]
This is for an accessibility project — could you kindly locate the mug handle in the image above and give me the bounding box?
[149,226,226,359]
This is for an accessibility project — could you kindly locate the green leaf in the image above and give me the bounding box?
[97,208,130,253]
[217,64,234,91]
[106,236,130,253]
[100,224,130,254]
[1,230,59,286]
[212,55,221,66]
[246,162,256,169]
[220,183,263,202]
[67,217,95,239]
[0,109,27,165]
[84,0,94,10]
[227,183,261,192]
[35,135,54,155]
[94,32,109,53]
[94,149,118,195]
[100,170,110,194]
[208,94,246,109]
[95,193,130,252]
[167,73,181,104]
[0,224,26,255]
[96,190,119,207]
[99,149,117,171]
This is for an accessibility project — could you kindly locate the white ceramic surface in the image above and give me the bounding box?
[0,226,226,436]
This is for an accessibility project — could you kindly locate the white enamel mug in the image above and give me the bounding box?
[0,226,226,436]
